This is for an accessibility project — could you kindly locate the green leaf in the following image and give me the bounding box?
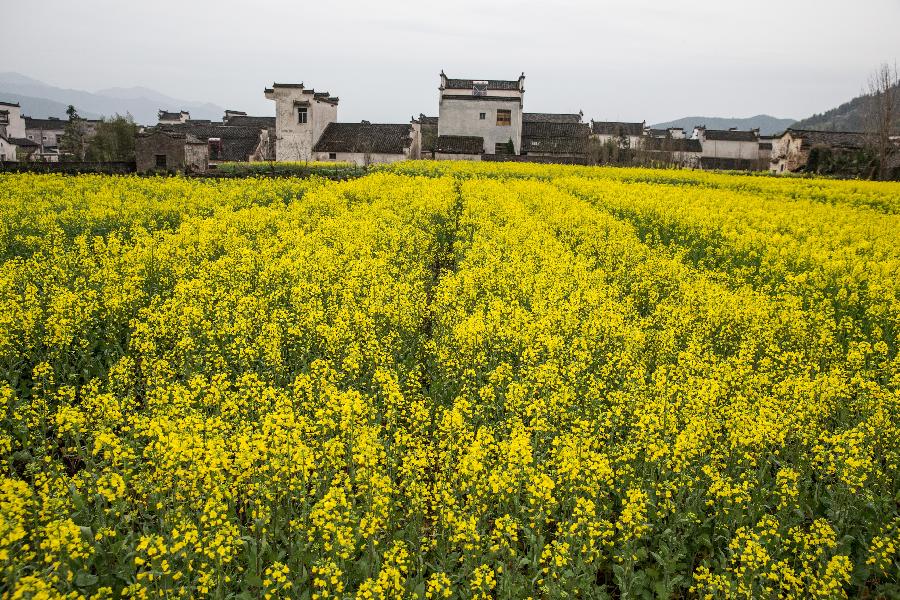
[75,572,98,587]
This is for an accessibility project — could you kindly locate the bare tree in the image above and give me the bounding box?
[287,135,312,164]
[866,62,899,180]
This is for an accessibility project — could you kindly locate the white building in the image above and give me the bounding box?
[0,135,16,162]
[692,126,762,170]
[590,121,646,148]
[264,83,338,161]
[313,122,415,166]
[158,110,191,125]
[0,101,26,139]
[24,117,68,161]
[437,72,525,155]
[0,101,30,162]
[591,119,647,148]
[769,129,867,174]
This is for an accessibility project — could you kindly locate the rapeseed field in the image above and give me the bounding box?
[0,164,898,598]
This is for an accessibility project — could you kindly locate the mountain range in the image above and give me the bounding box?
[0,72,224,125]
[650,115,796,136]
[789,86,900,132]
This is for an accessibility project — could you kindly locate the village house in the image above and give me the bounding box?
[590,121,646,148]
[157,110,191,125]
[642,136,703,168]
[135,130,208,173]
[312,122,415,165]
[23,116,68,161]
[0,135,15,162]
[648,127,686,140]
[0,101,35,162]
[420,110,589,163]
[521,117,590,163]
[769,128,868,173]
[223,112,276,129]
[0,101,27,140]
[437,72,526,156]
[692,126,762,170]
[136,109,275,173]
[139,73,875,174]
[262,82,420,166]
[2,101,106,163]
[264,83,339,161]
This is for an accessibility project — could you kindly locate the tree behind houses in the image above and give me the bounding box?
[87,114,138,162]
[865,62,899,180]
[59,105,90,161]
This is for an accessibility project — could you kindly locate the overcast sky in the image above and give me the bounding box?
[7,0,900,123]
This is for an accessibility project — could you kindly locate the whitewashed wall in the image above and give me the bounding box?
[438,97,522,154]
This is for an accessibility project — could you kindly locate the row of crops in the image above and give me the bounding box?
[0,165,898,598]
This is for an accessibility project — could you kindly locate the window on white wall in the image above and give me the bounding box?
[479,113,486,120]
[329,152,336,160]
[496,110,511,126]
[298,107,308,124]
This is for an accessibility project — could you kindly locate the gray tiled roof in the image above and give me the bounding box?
[9,137,39,148]
[524,121,589,138]
[435,135,483,154]
[591,121,645,136]
[24,117,67,130]
[444,78,520,91]
[0,101,20,107]
[224,115,275,128]
[523,122,590,155]
[311,92,340,105]
[703,130,758,142]
[785,128,867,149]
[314,123,413,154]
[266,84,339,105]
[523,113,582,123]
[157,123,264,161]
[138,130,206,144]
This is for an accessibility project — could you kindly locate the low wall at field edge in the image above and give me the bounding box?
[0,161,137,175]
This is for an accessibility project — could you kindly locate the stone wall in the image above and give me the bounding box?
[134,133,199,173]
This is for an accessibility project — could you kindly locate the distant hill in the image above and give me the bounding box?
[0,92,101,120]
[0,72,224,125]
[651,115,795,136]
[790,86,900,132]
